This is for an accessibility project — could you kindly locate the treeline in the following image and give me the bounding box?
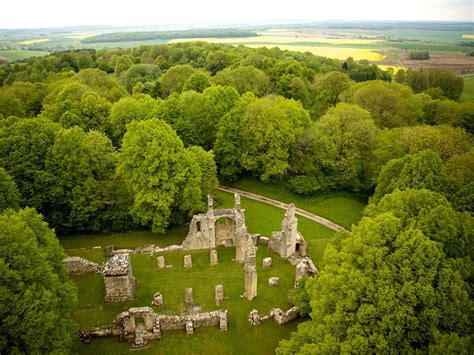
[409,50,430,60]
[0,41,472,354]
[82,29,258,43]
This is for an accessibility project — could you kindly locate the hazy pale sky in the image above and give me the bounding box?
[1,0,473,28]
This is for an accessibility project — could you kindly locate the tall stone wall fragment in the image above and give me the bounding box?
[294,257,318,287]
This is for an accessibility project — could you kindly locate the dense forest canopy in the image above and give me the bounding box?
[0,41,472,353]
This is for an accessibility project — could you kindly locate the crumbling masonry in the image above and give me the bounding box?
[103,254,136,303]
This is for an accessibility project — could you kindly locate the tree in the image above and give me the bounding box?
[120,64,161,93]
[45,127,118,234]
[183,72,212,93]
[0,117,60,211]
[117,119,203,232]
[187,146,219,200]
[303,103,378,191]
[0,208,77,353]
[214,94,311,181]
[313,71,350,117]
[278,189,472,353]
[159,64,198,97]
[0,168,20,212]
[350,80,423,128]
[109,94,161,146]
[371,150,449,203]
[212,66,270,96]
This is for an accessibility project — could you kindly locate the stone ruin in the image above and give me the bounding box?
[294,257,319,287]
[63,256,103,275]
[182,194,248,262]
[152,292,163,307]
[184,255,192,268]
[210,248,218,265]
[184,287,194,305]
[80,307,228,348]
[156,255,165,269]
[268,277,280,286]
[248,306,300,326]
[268,204,307,263]
[215,284,224,305]
[244,236,257,301]
[262,257,272,269]
[103,254,136,303]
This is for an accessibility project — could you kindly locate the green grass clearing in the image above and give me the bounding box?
[225,177,365,229]
[461,76,474,102]
[0,50,49,61]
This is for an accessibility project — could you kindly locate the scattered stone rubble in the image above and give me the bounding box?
[262,257,272,269]
[80,307,228,348]
[63,256,103,275]
[248,307,300,326]
[268,277,280,286]
[152,292,163,307]
[103,254,135,303]
[294,257,319,287]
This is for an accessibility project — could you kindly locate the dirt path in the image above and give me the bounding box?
[217,185,350,233]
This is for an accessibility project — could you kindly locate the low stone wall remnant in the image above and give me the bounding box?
[63,256,103,276]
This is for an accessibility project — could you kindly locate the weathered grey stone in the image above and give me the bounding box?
[184,287,193,305]
[63,256,102,275]
[103,245,114,257]
[268,277,280,286]
[182,194,249,262]
[244,236,257,300]
[258,236,270,244]
[210,248,218,265]
[271,306,300,325]
[294,257,318,287]
[262,257,272,269]
[248,309,261,326]
[152,292,163,307]
[185,320,194,335]
[268,204,307,260]
[156,256,165,269]
[184,255,192,268]
[103,254,135,303]
[215,284,224,306]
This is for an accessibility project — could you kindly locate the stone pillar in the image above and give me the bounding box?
[244,237,257,300]
[219,311,228,331]
[185,287,193,305]
[152,292,163,307]
[262,257,272,269]
[294,257,318,287]
[210,249,218,265]
[234,210,248,263]
[281,204,298,259]
[207,194,214,216]
[234,193,241,210]
[215,284,224,305]
[184,255,192,268]
[156,256,165,269]
[186,320,194,335]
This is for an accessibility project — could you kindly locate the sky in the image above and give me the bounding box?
[1,0,472,29]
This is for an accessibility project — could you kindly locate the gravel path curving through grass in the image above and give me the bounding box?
[217,185,350,233]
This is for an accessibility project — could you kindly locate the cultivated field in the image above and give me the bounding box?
[18,38,50,45]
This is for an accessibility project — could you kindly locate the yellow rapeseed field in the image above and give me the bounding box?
[462,34,474,39]
[169,36,385,61]
[18,38,50,45]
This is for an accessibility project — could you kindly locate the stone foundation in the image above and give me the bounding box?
[80,308,229,348]
[63,256,103,275]
[248,307,300,326]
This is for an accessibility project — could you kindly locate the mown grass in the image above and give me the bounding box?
[225,177,365,229]
[72,245,301,354]
[65,189,337,353]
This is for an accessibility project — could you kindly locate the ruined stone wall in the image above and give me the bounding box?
[103,254,135,303]
[215,217,235,246]
[63,256,102,275]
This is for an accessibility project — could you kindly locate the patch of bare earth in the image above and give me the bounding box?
[399,51,474,74]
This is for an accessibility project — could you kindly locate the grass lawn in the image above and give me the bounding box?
[225,176,365,229]
[72,244,302,354]
[65,189,339,353]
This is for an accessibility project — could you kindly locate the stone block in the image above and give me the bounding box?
[156,256,165,269]
[268,277,280,286]
[152,292,163,307]
[215,284,224,305]
[184,255,192,268]
[210,249,218,265]
[185,287,193,305]
[262,257,272,269]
